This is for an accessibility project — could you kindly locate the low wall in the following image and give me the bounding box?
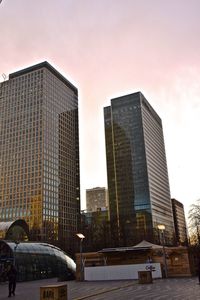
[84,263,162,281]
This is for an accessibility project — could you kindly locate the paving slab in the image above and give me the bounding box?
[0,277,199,300]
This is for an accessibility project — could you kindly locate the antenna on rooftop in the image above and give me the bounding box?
[2,73,7,81]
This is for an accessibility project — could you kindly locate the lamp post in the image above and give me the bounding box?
[13,241,20,267]
[157,224,168,278]
[76,233,85,281]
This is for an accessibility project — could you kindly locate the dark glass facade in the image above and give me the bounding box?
[0,62,80,254]
[171,198,188,245]
[0,241,76,281]
[104,92,174,246]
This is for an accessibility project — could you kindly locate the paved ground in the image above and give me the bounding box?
[0,277,200,300]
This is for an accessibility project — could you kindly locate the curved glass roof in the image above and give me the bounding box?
[5,241,76,272]
[0,219,29,241]
[0,221,15,231]
[0,240,76,281]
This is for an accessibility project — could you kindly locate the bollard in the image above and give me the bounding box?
[138,271,153,284]
[40,283,67,300]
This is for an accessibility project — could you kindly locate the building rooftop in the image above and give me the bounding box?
[9,61,78,96]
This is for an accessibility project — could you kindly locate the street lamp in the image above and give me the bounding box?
[13,241,20,267]
[157,224,168,278]
[76,233,85,281]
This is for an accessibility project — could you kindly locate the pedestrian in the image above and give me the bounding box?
[7,263,17,297]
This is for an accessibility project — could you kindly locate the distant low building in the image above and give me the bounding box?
[75,240,192,280]
[81,208,108,225]
[86,187,108,212]
[80,208,109,252]
[171,198,188,245]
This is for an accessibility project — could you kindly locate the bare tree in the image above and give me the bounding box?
[188,200,200,244]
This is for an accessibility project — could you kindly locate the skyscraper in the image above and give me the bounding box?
[0,62,80,254]
[104,92,174,246]
[171,198,188,245]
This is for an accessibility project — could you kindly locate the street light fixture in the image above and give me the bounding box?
[157,224,168,278]
[76,233,85,281]
[13,241,20,267]
[76,233,85,240]
[157,224,165,231]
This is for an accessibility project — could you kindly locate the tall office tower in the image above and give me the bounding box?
[171,198,188,245]
[86,187,108,212]
[104,92,174,247]
[0,62,80,254]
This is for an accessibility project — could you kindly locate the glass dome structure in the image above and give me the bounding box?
[0,240,76,281]
[0,219,29,241]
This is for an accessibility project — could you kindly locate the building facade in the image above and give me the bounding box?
[171,198,188,245]
[86,187,108,212]
[0,62,80,254]
[104,92,174,246]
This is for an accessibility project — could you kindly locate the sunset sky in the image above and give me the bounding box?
[1,0,200,218]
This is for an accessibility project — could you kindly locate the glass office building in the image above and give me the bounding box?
[171,198,188,245]
[0,62,80,254]
[104,92,174,246]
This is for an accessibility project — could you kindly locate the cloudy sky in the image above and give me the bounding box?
[0,0,200,217]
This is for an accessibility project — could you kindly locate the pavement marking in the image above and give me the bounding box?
[73,282,139,300]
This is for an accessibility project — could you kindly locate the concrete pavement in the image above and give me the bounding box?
[0,277,200,299]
